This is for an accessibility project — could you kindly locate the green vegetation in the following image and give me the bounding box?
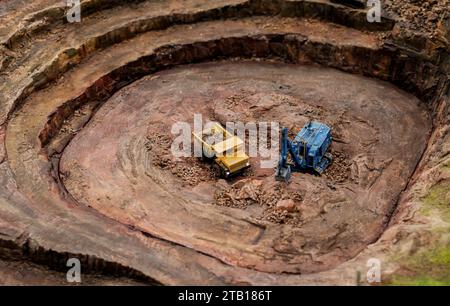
[443,162,450,170]
[392,276,450,286]
[390,245,450,286]
[390,180,450,286]
[421,179,450,222]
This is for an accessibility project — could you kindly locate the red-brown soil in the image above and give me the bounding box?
[60,61,430,273]
[0,0,448,285]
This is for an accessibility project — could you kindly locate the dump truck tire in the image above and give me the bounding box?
[212,163,223,178]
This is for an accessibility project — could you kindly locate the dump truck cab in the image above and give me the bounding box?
[193,123,250,178]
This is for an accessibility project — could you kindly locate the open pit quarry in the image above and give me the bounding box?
[0,0,448,285]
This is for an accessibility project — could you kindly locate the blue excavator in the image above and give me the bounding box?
[275,121,333,183]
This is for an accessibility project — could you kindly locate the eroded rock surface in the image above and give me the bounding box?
[60,61,430,273]
[0,0,448,285]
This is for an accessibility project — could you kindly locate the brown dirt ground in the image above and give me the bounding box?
[60,60,431,273]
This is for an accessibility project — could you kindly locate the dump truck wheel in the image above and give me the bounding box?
[212,163,224,178]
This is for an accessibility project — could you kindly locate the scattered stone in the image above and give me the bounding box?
[145,128,225,186]
[275,199,295,212]
[384,0,448,37]
[324,150,351,183]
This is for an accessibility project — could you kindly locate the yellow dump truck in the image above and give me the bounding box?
[193,123,250,178]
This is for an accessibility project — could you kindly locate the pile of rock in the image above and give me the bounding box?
[384,0,448,37]
[324,150,351,184]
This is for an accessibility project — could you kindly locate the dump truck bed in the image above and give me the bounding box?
[192,122,250,177]
[212,136,244,155]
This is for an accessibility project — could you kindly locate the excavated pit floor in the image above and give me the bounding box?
[60,60,431,274]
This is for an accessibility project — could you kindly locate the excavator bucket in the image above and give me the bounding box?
[275,165,291,183]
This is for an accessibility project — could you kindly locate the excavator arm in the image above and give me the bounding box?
[275,127,292,182]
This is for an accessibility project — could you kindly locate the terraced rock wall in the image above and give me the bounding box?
[0,0,448,285]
